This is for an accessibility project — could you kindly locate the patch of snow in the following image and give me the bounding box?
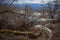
[35,25,42,28]
[33,12,42,16]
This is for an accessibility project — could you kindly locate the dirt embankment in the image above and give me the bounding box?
[47,22,60,40]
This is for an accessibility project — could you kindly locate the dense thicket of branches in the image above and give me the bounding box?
[0,5,34,31]
[0,5,48,40]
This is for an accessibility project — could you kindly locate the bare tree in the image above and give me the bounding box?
[0,0,5,5]
[41,0,45,18]
[25,5,32,16]
[53,0,60,14]
[47,0,60,19]
[9,0,18,6]
[47,1,53,19]
[0,0,18,6]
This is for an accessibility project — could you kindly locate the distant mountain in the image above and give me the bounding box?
[0,0,55,10]
[0,1,55,10]
[12,3,55,10]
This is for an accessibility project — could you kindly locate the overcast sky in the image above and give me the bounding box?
[1,0,53,4]
[13,0,53,4]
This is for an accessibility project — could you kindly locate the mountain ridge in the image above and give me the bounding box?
[12,3,54,10]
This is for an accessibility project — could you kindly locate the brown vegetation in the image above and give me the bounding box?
[0,5,34,31]
[46,14,60,40]
[0,5,48,40]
